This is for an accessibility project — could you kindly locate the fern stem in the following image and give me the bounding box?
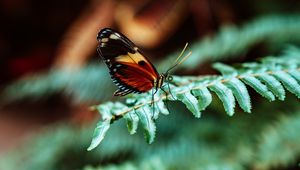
[110,67,300,121]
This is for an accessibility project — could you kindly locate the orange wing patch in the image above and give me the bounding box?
[114,62,156,93]
[115,50,159,80]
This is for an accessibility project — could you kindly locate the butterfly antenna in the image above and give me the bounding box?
[166,43,192,73]
[176,51,192,66]
[174,43,189,64]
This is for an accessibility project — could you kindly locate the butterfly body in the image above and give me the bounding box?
[97,28,165,96]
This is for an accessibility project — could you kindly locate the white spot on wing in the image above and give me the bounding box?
[109,34,119,40]
[101,38,109,42]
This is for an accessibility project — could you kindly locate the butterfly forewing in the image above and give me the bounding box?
[97,28,160,96]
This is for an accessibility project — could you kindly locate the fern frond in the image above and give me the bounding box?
[0,121,146,170]
[88,47,300,150]
[1,64,113,104]
[254,110,300,169]
[83,101,300,170]
[2,99,300,170]
[159,15,300,71]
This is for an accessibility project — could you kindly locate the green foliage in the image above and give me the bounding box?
[86,99,300,170]
[159,15,300,71]
[1,64,113,104]
[254,111,300,169]
[2,98,300,170]
[88,47,300,150]
[0,120,146,170]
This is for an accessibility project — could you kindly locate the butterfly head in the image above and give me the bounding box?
[160,73,173,82]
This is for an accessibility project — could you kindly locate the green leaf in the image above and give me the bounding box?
[257,73,286,100]
[156,100,170,115]
[176,90,201,118]
[273,71,300,98]
[95,102,114,120]
[224,78,251,113]
[289,70,300,83]
[191,87,212,111]
[213,63,237,76]
[209,82,235,116]
[87,120,111,151]
[241,76,275,101]
[135,107,156,144]
[124,111,139,135]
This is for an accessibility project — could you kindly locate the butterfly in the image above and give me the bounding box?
[97,28,191,97]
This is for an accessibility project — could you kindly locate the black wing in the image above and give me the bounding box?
[97,28,136,58]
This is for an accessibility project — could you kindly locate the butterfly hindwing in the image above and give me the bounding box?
[97,28,160,96]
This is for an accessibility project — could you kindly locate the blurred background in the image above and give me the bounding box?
[1,0,300,170]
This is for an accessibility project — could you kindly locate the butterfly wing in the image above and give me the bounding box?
[97,28,160,96]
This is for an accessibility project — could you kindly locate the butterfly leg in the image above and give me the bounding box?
[160,87,172,114]
[167,82,176,100]
[151,88,159,119]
